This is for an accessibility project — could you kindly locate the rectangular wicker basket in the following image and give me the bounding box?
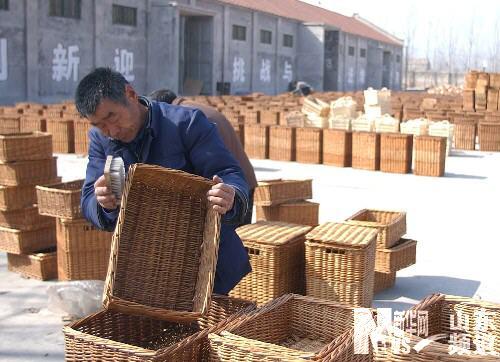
[374,271,396,293]
[268,126,296,161]
[413,135,447,177]
[305,223,377,307]
[375,238,417,273]
[345,209,407,249]
[244,124,269,159]
[0,205,54,231]
[208,293,370,362]
[230,221,312,305]
[454,121,476,150]
[380,133,413,174]
[46,119,75,153]
[7,249,57,280]
[0,225,56,254]
[254,179,312,206]
[352,131,381,171]
[0,178,61,211]
[103,164,221,322]
[296,127,323,164]
[0,132,53,162]
[64,294,255,362]
[20,116,47,133]
[36,179,83,219]
[479,123,500,151]
[255,200,319,226]
[57,218,113,281]
[374,294,500,361]
[74,119,91,155]
[323,129,352,167]
[0,116,21,134]
[0,157,58,186]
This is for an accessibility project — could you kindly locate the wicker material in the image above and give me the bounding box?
[0,178,60,210]
[0,205,54,231]
[268,126,296,161]
[454,121,477,150]
[380,133,413,174]
[74,119,92,155]
[46,119,75,153]
[305,223,377,307]
[296,127,323,164]
[374,294,500,361]
[479,123,500,151]
[414,135,447,177]
[7,249,57,280]
[57,218,113,281]
[20,116,47,132]
[352,132,381,170]
[64,294,255,362]
[0,157,58,186]
[36,179,83,219]
[0,116,21,134]
[209,293,370,362]
[255,200,319,226]
[323,129,352,167]
[103,164,221,322]
[0,132,52,162]
[244,124,269,159]
[0,225,56,254]
[260,110,280,125]
[375,238,417,273]
[345,209,407,249]
[374,271,396,293]
[254,179,312,206]
[230,221,312,305]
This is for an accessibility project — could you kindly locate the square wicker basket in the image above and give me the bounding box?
[0,132,53,162]
[7,249,57,280]
[103,164,221,322]
[0,225,56,254]
[254,179,312,206]
[255,200,319,227]
[375,238,417,273]
[323,129,352,167]
[36,179,83,219]
[268,126,296,161]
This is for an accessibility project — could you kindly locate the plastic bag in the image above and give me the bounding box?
[47,280,104,318]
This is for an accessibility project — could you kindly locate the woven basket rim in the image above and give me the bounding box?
[0,131,50,139]
[377,238,417,253]
[237,221,312,245]
[258,178,312,186]
[0,156,57,166]
[305,222,377,248]
[35,179,84,193]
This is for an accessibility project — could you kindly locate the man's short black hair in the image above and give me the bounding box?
[75,67,129,118]
[149,89,177,104]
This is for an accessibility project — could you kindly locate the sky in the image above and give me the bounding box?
[301,0,500,72]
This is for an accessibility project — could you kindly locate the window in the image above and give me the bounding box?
[0,0,8,11]
[360,48,366,58]
[283,34,293,48]
[348,46,355,56]
[396,54,401,63]
[112,4,137,27]
[232,25,246,41]
[260,30,272,44]
[49,0,81,19]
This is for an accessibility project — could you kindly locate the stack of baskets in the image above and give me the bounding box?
[254,179,318,226]
[36,179,112,280]
[0,132,60,280]
[344,209,416,293]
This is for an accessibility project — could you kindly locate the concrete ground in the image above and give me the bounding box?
[1,150,499,361]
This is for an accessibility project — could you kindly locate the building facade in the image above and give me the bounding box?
[0,0,403,105]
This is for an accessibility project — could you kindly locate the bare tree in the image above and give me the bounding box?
[489,15,500,72]
[466,10,477,71]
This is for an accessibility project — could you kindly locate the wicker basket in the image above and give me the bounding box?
[0,116,21,134]
[374,271,396,293]
[230,221,312,305]
[255,200,319,226]
[36,179,83,219]
[20,117,47,133]
[74,119,91,155]
[0,157,58,186]
[0,225,56,254]
[268,126,296,161]
[244,124,269,159]
[352,132,381,171]
[7,249,57,280]
[103,164,221,322]
[254,179,312,206]
[345,209,407,249]
[479,123,500,151]
[209,293,369,362]
[414,135,447,177]
[0,205,54,231]
[374,294,500,361]
[0,132,52,162]
[375,238,417,273]
[380,133,413,174]
[0,178,61,210]
[57,218,113,281]
[296,127,323,164]
[64,294,255,362]
[323,129,352,167]
[305,223,377,307]
[260,110,279,125]
[46,119,75,153]
[454,121,476,150]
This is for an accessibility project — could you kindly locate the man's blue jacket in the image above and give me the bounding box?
[81,98,251,295]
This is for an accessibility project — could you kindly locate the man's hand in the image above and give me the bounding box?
[207,175,235,215]
[94,175,118,210]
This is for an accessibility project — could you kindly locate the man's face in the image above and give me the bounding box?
[88,85,142,143]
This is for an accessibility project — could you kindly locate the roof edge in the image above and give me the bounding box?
[353,14,404,46]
